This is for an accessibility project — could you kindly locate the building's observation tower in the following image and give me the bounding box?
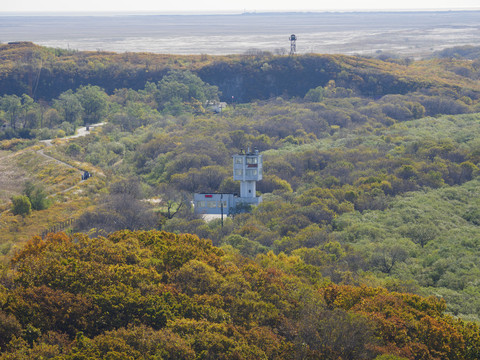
[194,148,263,215]
[233,148,262,200]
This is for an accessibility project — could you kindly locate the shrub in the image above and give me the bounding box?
[66,143,82,157]
[11,195,32,216]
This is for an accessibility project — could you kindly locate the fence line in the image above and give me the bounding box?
[40,218,75,238]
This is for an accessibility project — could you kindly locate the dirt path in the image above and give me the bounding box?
[36,148,78,170]
[39,123,105,147]
[37,123,105,173]
[1,123,105,212]
[34,151,84,197]
[1,123,107,237]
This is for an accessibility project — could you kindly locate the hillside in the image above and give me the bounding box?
[0,141,105,254]
[1,230,479,359]
[1,43,480,358]
[1,42,480,102]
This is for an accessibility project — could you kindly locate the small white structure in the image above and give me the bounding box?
[193,193,235,215]
[194,149,263,215]
[207,101,227,113]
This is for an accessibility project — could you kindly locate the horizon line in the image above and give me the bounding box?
[2,8,480,16]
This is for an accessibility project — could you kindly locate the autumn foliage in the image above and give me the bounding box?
[0,230,479,359]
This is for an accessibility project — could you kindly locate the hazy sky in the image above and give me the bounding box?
[3,0,480,13]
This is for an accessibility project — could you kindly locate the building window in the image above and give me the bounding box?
[246,169,257,176]
[207,201,217,208]
[246,157,258,164]
[235,169,243,176]
[235,157,243,164]
[197,201,206,208]
[218,201,227,208]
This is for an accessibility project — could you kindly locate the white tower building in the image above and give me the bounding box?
[233,148,263,205]
[194,148,263,215]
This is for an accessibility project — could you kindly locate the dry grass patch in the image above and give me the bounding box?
[0,150,29,204]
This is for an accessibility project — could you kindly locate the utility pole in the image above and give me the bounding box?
[220,193,224,228]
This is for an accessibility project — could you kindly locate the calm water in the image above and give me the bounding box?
[1,12,480,57]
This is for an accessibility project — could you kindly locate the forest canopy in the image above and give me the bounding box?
[1,43,480,359]
[1,230,479,360]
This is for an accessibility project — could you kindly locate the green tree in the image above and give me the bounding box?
[23,181,50,211]
[75,85,108,125]
[11,195,32,216]
[65,143,83,157]
[19,94,37,129]
[370,241,410,274]
[402,223,438,248]
[54,90,83,125]
[304,86,325,102]
[155,70,219,114]
[225,234,266,257]
[407,101,426,119]
[0,94,22,130]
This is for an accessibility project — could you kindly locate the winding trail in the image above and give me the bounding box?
[37,148,78,170]
[1,123,105,213]
[35,123,106,195]
[39,123,104,147]
[1,123,106,231]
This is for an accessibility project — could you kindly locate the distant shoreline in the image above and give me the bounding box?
[2,11,480,57]
[1,9,480,16]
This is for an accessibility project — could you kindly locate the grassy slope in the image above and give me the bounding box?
[0,150,27,205]
[0,144,106,256]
